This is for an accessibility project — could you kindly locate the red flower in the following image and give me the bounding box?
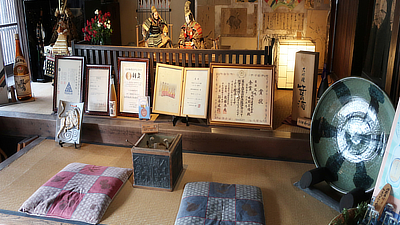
[84,10,112,44]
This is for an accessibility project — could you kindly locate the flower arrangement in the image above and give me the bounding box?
[82,10,112,45]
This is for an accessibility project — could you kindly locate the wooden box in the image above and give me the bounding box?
[132,133,183,191]
[292,51,319,122]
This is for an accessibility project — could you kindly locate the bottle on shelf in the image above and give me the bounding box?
[13,33,32,101]
[109,77,117,118]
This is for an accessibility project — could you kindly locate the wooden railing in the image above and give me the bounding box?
[71,42,272,96]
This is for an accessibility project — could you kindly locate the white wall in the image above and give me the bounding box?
[169,0,186,45]
[119,0,330,57]
[119,0,137,46]
[221,37,257,50]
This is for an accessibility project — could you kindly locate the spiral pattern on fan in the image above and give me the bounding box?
[60,129,79,143]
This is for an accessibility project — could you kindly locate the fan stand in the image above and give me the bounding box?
[172,115,189,126]
[58,140,79,149]
[295,167,372,212]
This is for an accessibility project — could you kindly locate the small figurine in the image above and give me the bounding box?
[142,6,172,48]
[50,0,77,47]
[52,24,69,55]
[179,1,204,49]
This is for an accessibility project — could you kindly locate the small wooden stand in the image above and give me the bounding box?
[58,140,78,149]
[299,167,371,211]
[339,187,371,211]
[172,115,189,126]
[300,167,335,189]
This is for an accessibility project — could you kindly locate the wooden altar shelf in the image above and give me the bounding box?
[0,111,311,162]
[0,44,310,162]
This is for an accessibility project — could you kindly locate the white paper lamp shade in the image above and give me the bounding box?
[277,40,315,89]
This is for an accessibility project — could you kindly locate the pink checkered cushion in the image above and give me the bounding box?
[19,163,132,224]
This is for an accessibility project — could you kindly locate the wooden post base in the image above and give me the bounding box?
[300,167,335,189]
[339,187,371,211]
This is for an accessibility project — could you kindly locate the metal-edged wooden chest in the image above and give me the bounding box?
[131,133,183,191]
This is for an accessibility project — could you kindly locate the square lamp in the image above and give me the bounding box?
[277,39,315,89]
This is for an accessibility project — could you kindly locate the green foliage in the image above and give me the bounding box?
[354,201,368,221]
[333,202,368,225]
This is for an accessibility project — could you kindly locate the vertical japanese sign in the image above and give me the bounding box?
[291,51,319,122]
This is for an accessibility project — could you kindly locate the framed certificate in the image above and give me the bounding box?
[181,67,210,119]
[117,57,149,117]
[84,65,111,116]
[53,56,85,112]
[209,63,275,129]
[152,63,184,116]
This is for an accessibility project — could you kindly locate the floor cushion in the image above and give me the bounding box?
[175,182,265,225]
[19,162,132,224]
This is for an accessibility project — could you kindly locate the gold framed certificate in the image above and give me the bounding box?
[152,63,184,116]
[209,63,275,129]
[84,65,112,116]
[181,67,210,119]
[117,57,149,117]
[53,56,85,112]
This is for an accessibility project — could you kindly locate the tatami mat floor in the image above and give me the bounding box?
[0,139,338,224]
[0,77,338,224]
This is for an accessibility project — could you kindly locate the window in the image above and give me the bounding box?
[0,0,18,66]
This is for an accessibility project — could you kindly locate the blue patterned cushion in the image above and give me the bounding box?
[175,182,265,225]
